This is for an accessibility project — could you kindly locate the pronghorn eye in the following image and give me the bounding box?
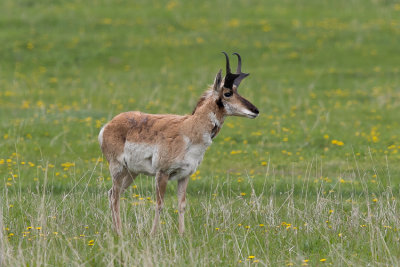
[224,91,233,97]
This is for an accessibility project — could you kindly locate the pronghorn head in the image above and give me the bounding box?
[212,52,259,119]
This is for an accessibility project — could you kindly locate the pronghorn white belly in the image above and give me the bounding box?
[118,135,211,180]
[119,142,159,176]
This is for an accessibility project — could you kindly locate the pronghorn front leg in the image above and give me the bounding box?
[177,177,189,235]
[150,171,169,235]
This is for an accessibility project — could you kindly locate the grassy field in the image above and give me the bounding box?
[1,0,400,265]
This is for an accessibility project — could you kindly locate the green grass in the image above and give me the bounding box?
[1,0,400,265]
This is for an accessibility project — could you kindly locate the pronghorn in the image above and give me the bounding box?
[98,52,259,235]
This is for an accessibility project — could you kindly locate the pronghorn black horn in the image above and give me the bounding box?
[232,52,249,89]
[222,51,231,74]
[222,52,239,89]
[233,52,242,73]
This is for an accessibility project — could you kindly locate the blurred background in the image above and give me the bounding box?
[1,0,400,265]
[1,0,400,175]
[1,0,400,183]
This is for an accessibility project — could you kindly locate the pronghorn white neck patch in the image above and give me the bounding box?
[209,112,221,127]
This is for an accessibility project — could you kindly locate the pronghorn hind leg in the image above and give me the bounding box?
[108,161,137,235]
[150,171,169,235]
[177,177,189,235]
[121,171,137,194]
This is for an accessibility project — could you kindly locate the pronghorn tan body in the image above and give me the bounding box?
[99,52,259,235]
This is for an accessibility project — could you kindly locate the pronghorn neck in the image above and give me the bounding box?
[192,90,225,140]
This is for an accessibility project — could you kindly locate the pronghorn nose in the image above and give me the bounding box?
[239,96,259,116]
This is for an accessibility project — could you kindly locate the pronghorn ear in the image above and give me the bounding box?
[213,69,223,92]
